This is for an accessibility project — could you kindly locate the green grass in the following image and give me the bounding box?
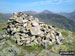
[0,23,7,35]
[47,43,56,50]
[61,31,69,37]
[55,28,75,52]
[23,45,43,53]
[63,32,75,51]
[8,37,43,53]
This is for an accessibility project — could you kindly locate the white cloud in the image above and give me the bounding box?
[0,0,75,8]
[0,0,62,7]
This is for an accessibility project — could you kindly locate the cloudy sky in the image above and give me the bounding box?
[0,0,75,13]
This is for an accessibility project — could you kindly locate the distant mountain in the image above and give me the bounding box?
[40,10,53,14]
[60,10,75,22]
[0,10,75,32]
[23,10,37,15]
[32,10,75,32]
[5,13,13,16]
[0,13,10,23]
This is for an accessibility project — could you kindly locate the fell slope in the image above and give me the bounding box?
[33,12,75,32]
[60,11,75,22]
[0,13,10,23]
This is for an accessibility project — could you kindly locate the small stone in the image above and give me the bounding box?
[26,38,31,41]
[17,12,24,17]
[31,36,35,41]
[15,23,19,26]
[34,39,38,44]
[41,40,49,48]
[23,19,28,23]
[8,20,12,23]
[21,37,26,40]
[50,33,55,39]
[15,17,23,23]
[23,23,27,27]
[56,31,62,37]
[46,33,50,38]
[24,34,29,37]
[17,41,23,45]
[26,40,30,44]
[3,34,7,38]
[13,12,17,18]
[56,36,61,44]
[13,28,17,32]
[13,12,17,16]
[37,37,41,42]
[26,43,31,46]
[31,42,36,46]
[26,23,31,31]
[50,26,56,30]
[52,39,55,42]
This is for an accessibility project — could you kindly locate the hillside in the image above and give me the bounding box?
[24,10,37,15]
[33,11,75,32]
[0,13,10,23]
[60,11,75,22]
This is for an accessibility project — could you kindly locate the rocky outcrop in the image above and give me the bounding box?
[3,12,63,48]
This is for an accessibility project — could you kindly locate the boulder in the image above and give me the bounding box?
[31,20,39,26]
[30,26,41,35]
[37,37,41,42]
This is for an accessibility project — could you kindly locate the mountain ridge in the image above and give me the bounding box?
[60,10,75,22]
[0,10,75,32]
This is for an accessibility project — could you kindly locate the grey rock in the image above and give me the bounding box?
[31,20,39,26]
[41,40,50,48]
[30,26,41,35]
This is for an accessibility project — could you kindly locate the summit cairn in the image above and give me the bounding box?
[3,12,63,48]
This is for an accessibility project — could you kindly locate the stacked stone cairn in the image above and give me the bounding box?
[3,12,63,48]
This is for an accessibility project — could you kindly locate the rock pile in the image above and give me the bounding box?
[3,12,63,48]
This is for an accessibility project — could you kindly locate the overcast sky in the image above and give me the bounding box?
[0,0,75,13]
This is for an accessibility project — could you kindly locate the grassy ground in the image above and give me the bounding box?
[54,28,75,52]
[0,23,7,35]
